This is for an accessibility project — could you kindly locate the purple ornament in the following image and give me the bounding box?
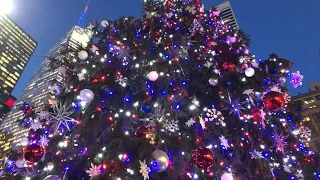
[290,71,303,88]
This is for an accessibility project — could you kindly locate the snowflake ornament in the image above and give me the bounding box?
[77,73,85,81]
[290,71,303,88]
[38,110,49,119]
[295,170,304,180]
[250,149,264,159]
[186,6,197,14]
[190,19,203,33]
[185,118,196,127]
[87,23,95,30]
[298,126,311,139]
[86,163,101,177]
[139,160,150,180]
[272,131,288,155]
[204,61,213,68]
[90,45,99,54]
[205,107,225,125]
[219,135,230,149]
[270,86,283,93]
[31,120,42,131]
[165,119,179,132]
[283,164,292,173]
[116,46,132,60]
[49,103,75,134]
[115,74,128,87]
[283,93,291,104]
[39,135,49,146]
[243,89,255,105]
[199,115,206,130]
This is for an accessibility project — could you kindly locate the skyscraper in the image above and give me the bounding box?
[216,1,239,30]
[0,15,37,95]
[0,26,92,148]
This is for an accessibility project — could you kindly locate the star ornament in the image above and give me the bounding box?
[272,131,288,155]
[49,103,75,134]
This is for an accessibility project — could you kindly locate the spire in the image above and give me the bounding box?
[77,0,90,26]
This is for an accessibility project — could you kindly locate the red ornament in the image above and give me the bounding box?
[263,91,285,111]
[23,144,44,162]
[193,147,215,168]
[222,61,235,71]
[251,108,262,122]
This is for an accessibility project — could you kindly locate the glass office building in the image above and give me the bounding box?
[0,26,92,148]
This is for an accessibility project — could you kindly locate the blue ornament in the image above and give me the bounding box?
[141,103,151,113]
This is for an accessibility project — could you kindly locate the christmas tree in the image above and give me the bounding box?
[2,0,319,179]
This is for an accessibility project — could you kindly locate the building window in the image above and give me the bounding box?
[315,95,320,101]
[304,97,314,104]
[316,113,320,120]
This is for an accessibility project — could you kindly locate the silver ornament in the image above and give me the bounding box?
[151,150,169,172]
[209,78,218,86]
[43,175,61,180]
[279,76,286,84]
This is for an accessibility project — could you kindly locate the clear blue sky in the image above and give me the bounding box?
[7,0,320,97]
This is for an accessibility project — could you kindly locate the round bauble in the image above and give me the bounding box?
[80,89,94,103]
[279,76,286,84]
[58,67,67,76]
[101,20,109,27]
[21,138,29,146]
[15,159,26,168]
[209,78,218,86]
[221,173,234,180]
[141,103,151,113]
[43,175,61,180]
[250,108,262,122]
[23,144,44,163]
[78,50,88,60]
[193,147,214,168]
[151,150,169,172]
[263,91,285,111]
[147,71,159,81]
[245,67,255,77]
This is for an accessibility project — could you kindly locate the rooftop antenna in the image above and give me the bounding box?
[77,0,90,26]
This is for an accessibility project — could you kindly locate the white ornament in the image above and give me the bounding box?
[139,160,150,180]
[21,138,29,146]
[38,110,49,119]
[49,103,75,133]
[204,61,213,68]
[185,118,196,127]
[147,71,159,81]
[245,67,255,77]
[31,120,42,130]
[208,78,218,86]
[78,50,88,60]
[39,135,49,146]
[101,20,109,27]
[115,74,128,87]
[205,107,225,125]
[298,126,311,139]
[219,135,230,149]
[15,158,26,168]
[283,164,291,173]
[90,45,99,54]
[86,163,101,177]
[50,84,61,95]
[250,149,264,159]
[199,115,206,130]
[58,67,67,76]
[80,89,94,103]
[165,119,179,132]
[77,73,85,81]
[295,170,304,180]
[221,173,234,180]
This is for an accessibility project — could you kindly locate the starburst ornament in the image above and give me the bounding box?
[250,149,264,159]
[272,131,288,155]
[139,160,150,180]
[49,103,75,134]
[139,103,165,128]
[86,163,101,177]
[223,93,246,116]
[219,135,230,149]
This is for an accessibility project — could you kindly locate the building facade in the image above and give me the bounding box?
[0,15,37,95]
[216,1,239,30]
[292,82,320,151]
[0,26,92,148]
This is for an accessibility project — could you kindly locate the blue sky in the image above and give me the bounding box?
[7,0,320,97]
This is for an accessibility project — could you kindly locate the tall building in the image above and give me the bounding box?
[0,26,92,148]
[0,15,37,95]
[216,1,239,30]
[292,82,320,151]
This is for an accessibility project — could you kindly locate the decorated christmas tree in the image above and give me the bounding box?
[2,0,319,179]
